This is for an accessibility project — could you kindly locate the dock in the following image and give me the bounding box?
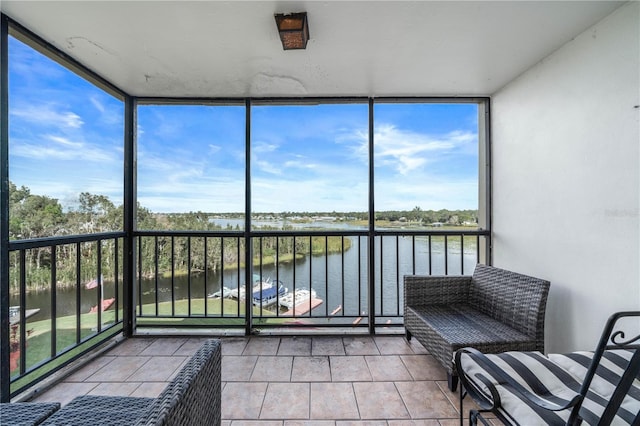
[282,298,323,316]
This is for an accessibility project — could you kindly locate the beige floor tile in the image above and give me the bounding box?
[278,337,312,356]
[139,337,189,355]
[231,421,283,426]
[374,336,416,355]
[312,337,345,356]
[329,355,372,382]
[174,337,210,356]
[406,340,429,355]
[251,356,293,381]
[310,383,359,420]
[343,337,380,356]
[365,355,412,381]
[388,421,441,426]
[223,355,259,381]
[86,356,151,382]
[130,381,169,398]
[127,355,187,382]
[395,381,458,419]
[222,337,249,355]
[285,421,335,426]
[222,382,268,419]
[244,338,281,355]
[401,355,448,381]
[353,382,410,420]
[292,356,331,382]
[107,338,155,356]
[88,381,142,396]
[261,382,310,419]
[336,422,387,426]
[64,355,116,382]
[32,382,98,406]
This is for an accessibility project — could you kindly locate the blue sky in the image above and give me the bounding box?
[9,36,478,214]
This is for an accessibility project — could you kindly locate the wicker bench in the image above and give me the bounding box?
[403,264,550,391]
[455,311,640,425]
[40,338,221,426]
[0,402,61,425]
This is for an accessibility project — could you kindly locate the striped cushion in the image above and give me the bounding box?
[459,350,640,425]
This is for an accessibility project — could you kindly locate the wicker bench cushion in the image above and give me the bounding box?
[459,349,640,425]
[410,304,533,348]
[0,402,61,426]
[40,395,153,426]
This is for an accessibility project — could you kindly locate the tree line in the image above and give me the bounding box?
[8,182,475,292]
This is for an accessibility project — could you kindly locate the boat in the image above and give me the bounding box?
[90,298,115,313]
[279,288,317,310]
[252,281,288,307]
[208,286,232,298]
[228,275,288,308]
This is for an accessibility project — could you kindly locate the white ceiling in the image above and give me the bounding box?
[1,1,626,98]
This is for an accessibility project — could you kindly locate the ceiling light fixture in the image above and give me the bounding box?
[274,12,309,50]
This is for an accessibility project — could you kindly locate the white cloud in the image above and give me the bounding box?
[11,104,83,129]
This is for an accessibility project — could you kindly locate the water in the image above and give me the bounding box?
[12,231,480,322]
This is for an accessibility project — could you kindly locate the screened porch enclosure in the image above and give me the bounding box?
[1,15,492,399]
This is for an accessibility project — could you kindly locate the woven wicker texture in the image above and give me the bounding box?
[40,396,153,426]
[403,264,550,377]
[135,338,222,426]
[40,339,221,426]
[0,402,60,426]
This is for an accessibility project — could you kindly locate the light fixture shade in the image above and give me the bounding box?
[275,12,309,50]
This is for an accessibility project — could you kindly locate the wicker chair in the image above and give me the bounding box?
[40,339,222,426]
[403,264,550,391]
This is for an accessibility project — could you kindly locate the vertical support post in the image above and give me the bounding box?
[368,98,376,334]
[478,99,492,265]
[123,96,136,337]
[244,99,252,335]
[0,13,11,402]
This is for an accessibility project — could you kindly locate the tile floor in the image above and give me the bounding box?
[32,335,489,425]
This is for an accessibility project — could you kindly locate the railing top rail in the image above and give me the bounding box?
[8,231,126,250]
[134,229,490,238]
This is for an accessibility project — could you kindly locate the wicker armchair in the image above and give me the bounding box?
[404,264,550,391]
[40,339,222,426]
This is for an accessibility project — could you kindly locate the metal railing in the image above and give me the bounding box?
[134,229,490,331]
[6,232,125,396]
[5,227,489,396]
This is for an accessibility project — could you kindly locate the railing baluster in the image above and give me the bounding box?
[396,235,400,317]
[51,245,57,358]
[171,236,175,316]
[460,235,465,275]
[97,239,102,332]
[187,236,192,317]
[75,242,81,343]
[19,249,26,374]
[428,235,432,275]
[154,236,159,316]
[444,235,449,275]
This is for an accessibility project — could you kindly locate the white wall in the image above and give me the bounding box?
[491,1,639,354]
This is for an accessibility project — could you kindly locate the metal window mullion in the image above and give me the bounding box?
[0,14,10,402]
[367,97,375,333]
[244,99,252,334]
